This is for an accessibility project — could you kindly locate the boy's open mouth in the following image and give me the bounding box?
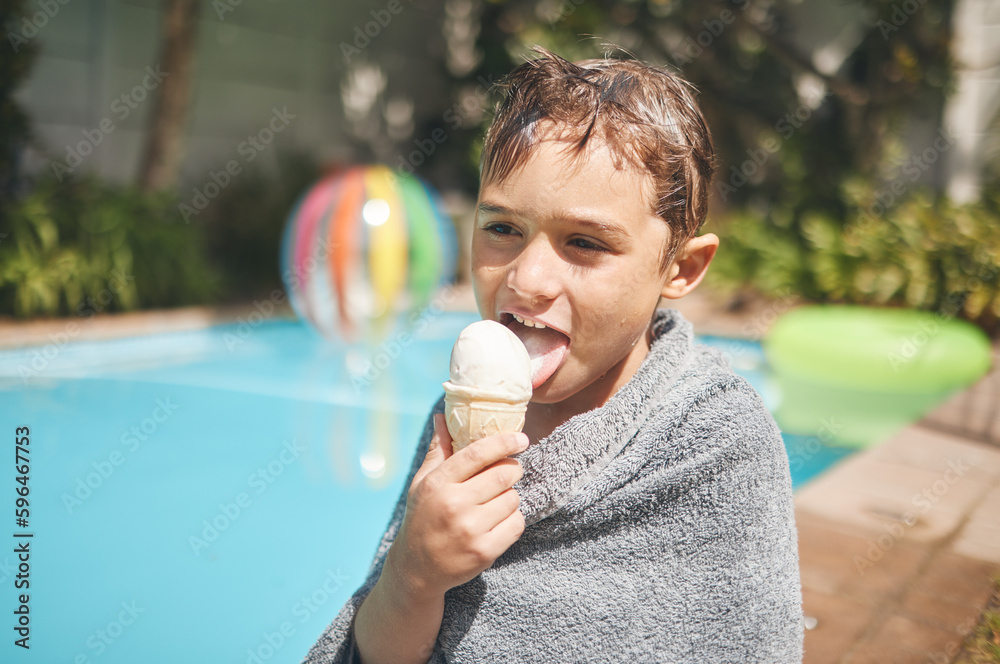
[500,312,570,389]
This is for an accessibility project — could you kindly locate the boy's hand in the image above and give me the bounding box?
[384,414,529,601]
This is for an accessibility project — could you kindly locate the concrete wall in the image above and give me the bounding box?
[944,0,1000,202]
[14,0,452,189]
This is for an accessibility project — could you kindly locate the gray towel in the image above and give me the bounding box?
[303,308,803,663]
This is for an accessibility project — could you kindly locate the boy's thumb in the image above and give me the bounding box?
[412,415,452,489]
[425,413,454,467]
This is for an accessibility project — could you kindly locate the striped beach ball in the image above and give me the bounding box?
[280,165,458,341]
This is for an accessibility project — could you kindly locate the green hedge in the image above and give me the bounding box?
[708,187,1000,333]
[0,175,221,317]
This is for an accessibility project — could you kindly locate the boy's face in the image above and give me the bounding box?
[472,128,675,408]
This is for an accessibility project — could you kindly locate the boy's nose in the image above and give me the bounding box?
[506,236,561,303]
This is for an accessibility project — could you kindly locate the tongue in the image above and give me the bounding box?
[516,327,570,389]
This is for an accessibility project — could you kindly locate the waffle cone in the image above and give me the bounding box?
[443,388,528,451]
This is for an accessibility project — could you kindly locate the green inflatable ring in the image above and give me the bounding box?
[764,305,993,448]
[766,305,992,393]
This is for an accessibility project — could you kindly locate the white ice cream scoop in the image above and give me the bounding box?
[442,320,532,450]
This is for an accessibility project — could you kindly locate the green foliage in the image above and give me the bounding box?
[954,577,1000,664]
[984,106,1000,196]
[0,175,221,317]
[708,188,1000,332]
[0,152,321,318]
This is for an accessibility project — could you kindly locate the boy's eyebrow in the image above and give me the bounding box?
[476,202,514,218]
[477,202,632,241]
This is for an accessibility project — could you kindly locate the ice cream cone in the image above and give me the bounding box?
[442,320,532,451]
[443,382,528,451]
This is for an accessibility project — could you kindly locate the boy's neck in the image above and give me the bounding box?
[522,322,654,443]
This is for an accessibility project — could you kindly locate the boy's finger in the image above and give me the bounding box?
[472,486,522,532]
[411,414,453,488]
[433,413,455,460]
[480,505,526,553]
[440,432,529,484]
[463,457,524,505]
[443,491,521,547]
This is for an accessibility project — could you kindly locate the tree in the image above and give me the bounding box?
[138,0,201,192]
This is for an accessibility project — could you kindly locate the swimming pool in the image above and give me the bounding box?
[0,312,852,664]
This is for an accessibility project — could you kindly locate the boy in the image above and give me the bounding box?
[305,48,803,663]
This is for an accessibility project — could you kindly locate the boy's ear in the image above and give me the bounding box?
[660,233,719,300]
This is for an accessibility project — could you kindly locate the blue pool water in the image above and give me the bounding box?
[0,313,852,664]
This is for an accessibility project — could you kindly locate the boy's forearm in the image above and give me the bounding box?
[354,561,445,664]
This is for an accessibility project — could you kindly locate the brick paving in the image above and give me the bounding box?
[919,343,1000,448]
[797,408,1000,663]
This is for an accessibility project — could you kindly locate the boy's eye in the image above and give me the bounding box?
[484,222,518,237]
[569,237,605,251]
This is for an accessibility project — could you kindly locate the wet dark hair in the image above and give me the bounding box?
[480,47,715,270]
